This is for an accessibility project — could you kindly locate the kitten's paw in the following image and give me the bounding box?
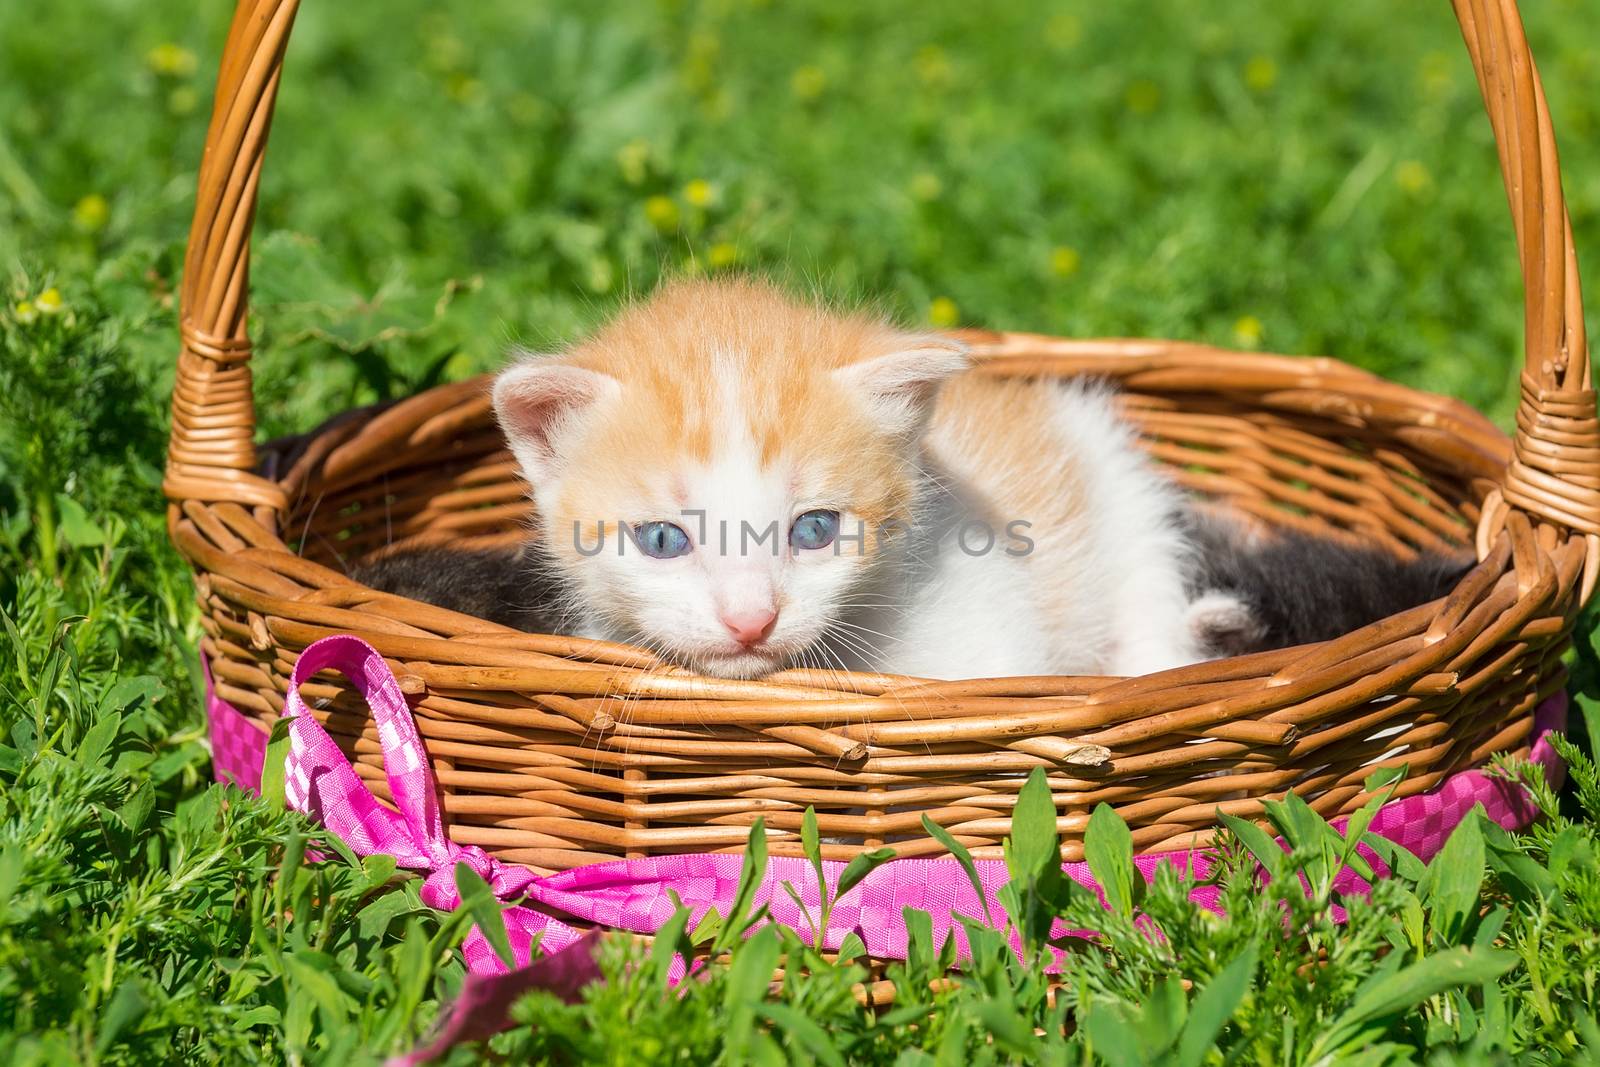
[1186,591,1268,658]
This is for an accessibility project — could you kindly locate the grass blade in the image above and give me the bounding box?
[758,1002,846,1067]
[1085,802,1134,918]
[1311,948,1517,1059]
[454,861,516,969]
[1219,811,1284,882]
[1174,943,1257,1067]
[922,813,993,926]
[1425,808,1485,946]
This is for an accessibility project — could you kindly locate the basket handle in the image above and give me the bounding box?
[1452,0,1597,552]
[164,0,1594,537]
[164,0,299,511]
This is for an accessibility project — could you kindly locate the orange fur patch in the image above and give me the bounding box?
[927,376,1088,542]
[541,278,927,558]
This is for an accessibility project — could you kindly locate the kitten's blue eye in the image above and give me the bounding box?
[634,521,693,559]
[790,509,840,551]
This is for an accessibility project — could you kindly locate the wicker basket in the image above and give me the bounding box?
[170,0,1593,878]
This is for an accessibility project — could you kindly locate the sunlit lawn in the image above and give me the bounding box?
[3,0,1600,1062]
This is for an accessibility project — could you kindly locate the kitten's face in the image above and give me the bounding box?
[545,402,887,679]
[492,279,968,678]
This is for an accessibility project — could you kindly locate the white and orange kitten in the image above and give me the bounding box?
[491,278,1207,680]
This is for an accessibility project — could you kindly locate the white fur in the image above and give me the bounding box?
[1043,384,1204,675]
[834,383,1206,679]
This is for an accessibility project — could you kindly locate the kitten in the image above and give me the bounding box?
[1180,513,1473,656]
[352,279,1472,679]
[481,278,1202,680]
[351,542,560,633]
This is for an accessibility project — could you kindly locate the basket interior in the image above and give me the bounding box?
[280,378,1486,569]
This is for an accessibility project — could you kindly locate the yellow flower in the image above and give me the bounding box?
[644,195,680,232]
[1419,51,1454,96]
[1125,79,1161,115]
[1396,160,1433,195]
[146,43,197,78]
[1049,246,1080,278]
[915,45,951,88]
[791,65,827,102]
[1244,55,1278,93]
[928,297,960,328]
[683,179,716,208]
[73,194,110,232]
[35,288,65,316]
[1046,14,1082,49]
[168,86,199,115]
[446,73,484,104]
[617,140,651,185]
[708,242,740,269]
[14,301,38,325]
[585,258,615,294]
[909,172,943,202]
[1232,315,1263,348]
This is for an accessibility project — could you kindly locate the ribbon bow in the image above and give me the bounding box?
[281,635,578,970]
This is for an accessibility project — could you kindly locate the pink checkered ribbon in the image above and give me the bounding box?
[271,637,1019,972]
[220,635,1567,977]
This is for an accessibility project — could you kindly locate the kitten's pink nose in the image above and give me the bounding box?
[720,608,778,647]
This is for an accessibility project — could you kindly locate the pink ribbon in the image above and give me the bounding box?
[282,636,579,969]
[281,636,1238,975]
[264,635,1566,1058]
[277,635,1566,964]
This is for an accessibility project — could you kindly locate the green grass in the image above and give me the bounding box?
[3,0,1600,1062]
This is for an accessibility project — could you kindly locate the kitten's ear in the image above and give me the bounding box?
[492,353,620,483]
[833,337,971,436]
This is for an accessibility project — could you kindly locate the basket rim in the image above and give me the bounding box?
[208,336,1511,695]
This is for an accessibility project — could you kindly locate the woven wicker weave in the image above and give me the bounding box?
[169,0,1594,877]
